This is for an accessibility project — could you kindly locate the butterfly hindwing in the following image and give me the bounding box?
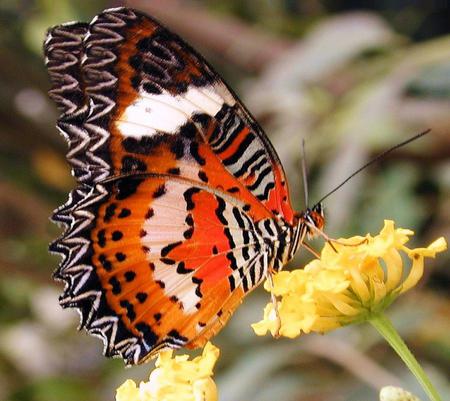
[46,7,297,364]
[90,175,269,362]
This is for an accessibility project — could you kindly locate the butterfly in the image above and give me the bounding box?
[45,7,325,365]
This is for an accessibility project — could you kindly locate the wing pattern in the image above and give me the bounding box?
[46,7,298,364]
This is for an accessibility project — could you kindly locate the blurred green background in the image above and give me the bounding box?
[0,1,449,400]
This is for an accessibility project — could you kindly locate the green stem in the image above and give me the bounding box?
[370,313,441,401]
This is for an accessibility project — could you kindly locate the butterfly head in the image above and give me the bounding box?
[298,203,325,240]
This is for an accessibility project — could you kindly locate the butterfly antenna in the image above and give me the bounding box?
[314,128,431,206]
[301,138,309,207]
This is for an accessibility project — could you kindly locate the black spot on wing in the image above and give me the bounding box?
[179,122,197,139]
[153,184,166,198]
[189,142,206,165]
[118,208,131,218]
[97,229,106,247]
[183,227,194,239]
[161,241,182,257]
[109,276,121,295]
[160,258,176,265]
[184,187,201,210]
[121,156,147,174]
[142,60,166,81]
[167,329,188,343]
[198,170,208,182]
[120,300,136,321]
[224,227,235,248]
[247,166,272,191]
[232,207,246,229]
[257,182,275,201]
[124,271,136,282]
[171,139,184,159]
[177,262,193,274]
[185,214,194,226]
[242,245,250,261]
[136,292,148,303]
[215,196,228,225]
[115,178,144,200]
[148,43,173,61]
[228,274,236,291]
[129,54,142,69]
[233,149,265,177]
[99,254,112,271]
[112,231,123,241]
[192,277,203,297]
[143,82,163,95]
[192,113,210,128]
[104,203,117,222]
[135,322,159,346]
[226,251,238,270]
[167,167,180,175]
[122,135,165,155]
[223,133,255,166]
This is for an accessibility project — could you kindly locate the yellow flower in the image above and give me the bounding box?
[252,220,447,338]
[116,342,219,401]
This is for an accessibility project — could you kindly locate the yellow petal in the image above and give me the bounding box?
[348,267,371,303]
[322,293,361,316]
[399,255,424,294]
[428,237,447,253]
[405,237,448,258]
[197,343,220,375]
[311,316,343,332]
[370,276,387,305]
[252,303,277,336]
[116,380,141,401]
[155,349,174,367]
[193,378,218,401]
[383,249,403,292]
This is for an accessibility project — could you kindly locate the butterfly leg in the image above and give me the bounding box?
[266,273,281,338]
[300,241,321,258]
[265,252,281,338]
[307,223,368,252]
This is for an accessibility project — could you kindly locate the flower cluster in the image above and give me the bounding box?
[252,220,446,338]
[116,342,219,401]
[115,220,446,401]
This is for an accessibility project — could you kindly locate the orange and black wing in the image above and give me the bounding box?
[45,7,295,364]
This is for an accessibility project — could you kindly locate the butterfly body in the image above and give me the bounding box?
[45,7,322,364]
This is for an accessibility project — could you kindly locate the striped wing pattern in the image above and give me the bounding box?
[45,7,299,364]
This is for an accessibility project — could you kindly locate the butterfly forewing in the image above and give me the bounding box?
[46,7,297,364]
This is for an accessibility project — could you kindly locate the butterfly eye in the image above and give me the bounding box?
[312,203,324,216]
[310,211,325,232]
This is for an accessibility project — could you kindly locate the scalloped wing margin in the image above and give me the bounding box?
[46,8,152,364]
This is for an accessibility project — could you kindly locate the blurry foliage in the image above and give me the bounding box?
[0,1,449,401]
